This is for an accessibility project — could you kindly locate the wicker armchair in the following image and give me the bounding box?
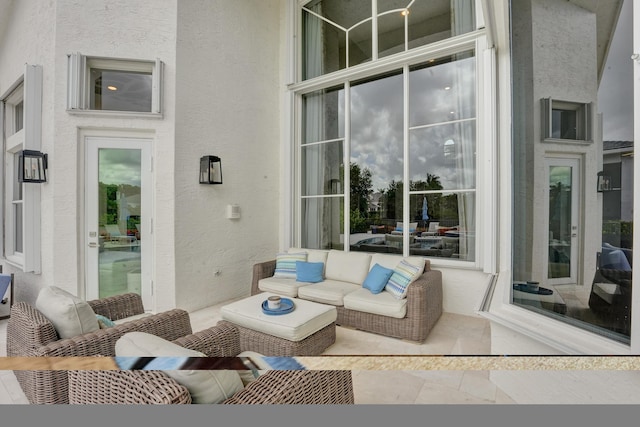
[68,322,354,404]
[6,293,192,404]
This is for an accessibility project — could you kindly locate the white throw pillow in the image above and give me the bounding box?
[35,286,100,339]
[115,332,244,404]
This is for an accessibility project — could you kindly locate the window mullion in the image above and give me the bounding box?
[344,82,351,250]
[403,64,410,256]
[372,0,378,62]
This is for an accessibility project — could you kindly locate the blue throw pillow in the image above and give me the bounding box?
[295,261,325,283]
[96,314,115,329]
[362,263,394,294]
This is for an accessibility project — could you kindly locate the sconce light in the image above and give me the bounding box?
[199,156,223,184]
[18,150,48,183]
[597,171,611,192]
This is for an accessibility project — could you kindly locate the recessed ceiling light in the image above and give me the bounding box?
[444,86,451,90]
[107,85,118,91]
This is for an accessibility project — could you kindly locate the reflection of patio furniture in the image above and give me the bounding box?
[390,222,418,235]
[588,246,632,336]
[99,251,141,298]
[104,224,136,244]
[421,221,440,236]
[512,282,567,315]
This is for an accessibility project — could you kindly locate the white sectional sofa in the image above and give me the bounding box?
[251,248,443,342]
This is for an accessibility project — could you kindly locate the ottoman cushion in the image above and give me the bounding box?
[221,293,336,342]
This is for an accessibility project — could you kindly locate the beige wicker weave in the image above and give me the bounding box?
[68,369,354,404]
[68,322,354,404]
[251,258,443,342]
[6,293,192,405]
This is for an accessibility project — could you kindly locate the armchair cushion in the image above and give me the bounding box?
[116,332,244,404]
[35,286,100,339]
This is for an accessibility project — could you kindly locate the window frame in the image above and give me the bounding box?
[66,53,163,117]
[1,65,43,273]
[288,0,496,272]
[542,97,593,144]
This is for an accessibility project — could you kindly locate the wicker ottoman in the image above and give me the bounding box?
[220,293,337,356]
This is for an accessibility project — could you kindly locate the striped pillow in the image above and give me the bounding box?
[273,252,308,278]
[385,260,423,299]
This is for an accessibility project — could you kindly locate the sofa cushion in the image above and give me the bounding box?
[343,288,408,319]
[324,250,372,285]
[385,259,424,299]
[296,261,325,283]
[116,332,244,404]
[258,277,309,298]
[297,280,360,306]
[369,253,426,273]
[273,252,307,279]
[288,247,329,265]
[35,286,100,339]
[362,263,394,294]
[112,312,154,325]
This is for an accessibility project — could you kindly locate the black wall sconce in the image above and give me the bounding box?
[597,171,611,192]
[200,156,223,184]
[18,150,48,183]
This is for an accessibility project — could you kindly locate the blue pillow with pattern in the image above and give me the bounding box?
[273,252,308,279]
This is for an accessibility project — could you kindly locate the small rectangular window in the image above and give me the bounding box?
[542,98,592,142]
[89,69,152,112]
[67,53,163,115]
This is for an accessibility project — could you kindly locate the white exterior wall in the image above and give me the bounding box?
[52,0,178,308]
[0,0,57,302]
[173,0,283,311]
[0,0,179,308]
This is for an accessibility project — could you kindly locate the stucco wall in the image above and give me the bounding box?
[173,0,283,311]
[0,0,57,303]
[53,0,178,309]
[1,0,179,308]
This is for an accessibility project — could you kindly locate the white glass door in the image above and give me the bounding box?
[85,137,152,308]
[545,157,580,285]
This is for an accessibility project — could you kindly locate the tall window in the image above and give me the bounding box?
[295,0,482,263]
[3,83,25,265]
[511,0,634,345]
[2,65,43,273]
[301,0,477,80]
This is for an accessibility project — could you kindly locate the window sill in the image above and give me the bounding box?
[66,109,163,119]
[479,273,632,355]
[3,256,23,271]
[542,138,593,145]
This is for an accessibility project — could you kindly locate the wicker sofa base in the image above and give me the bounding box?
[218,320,336,356]
[252,258,444,343]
